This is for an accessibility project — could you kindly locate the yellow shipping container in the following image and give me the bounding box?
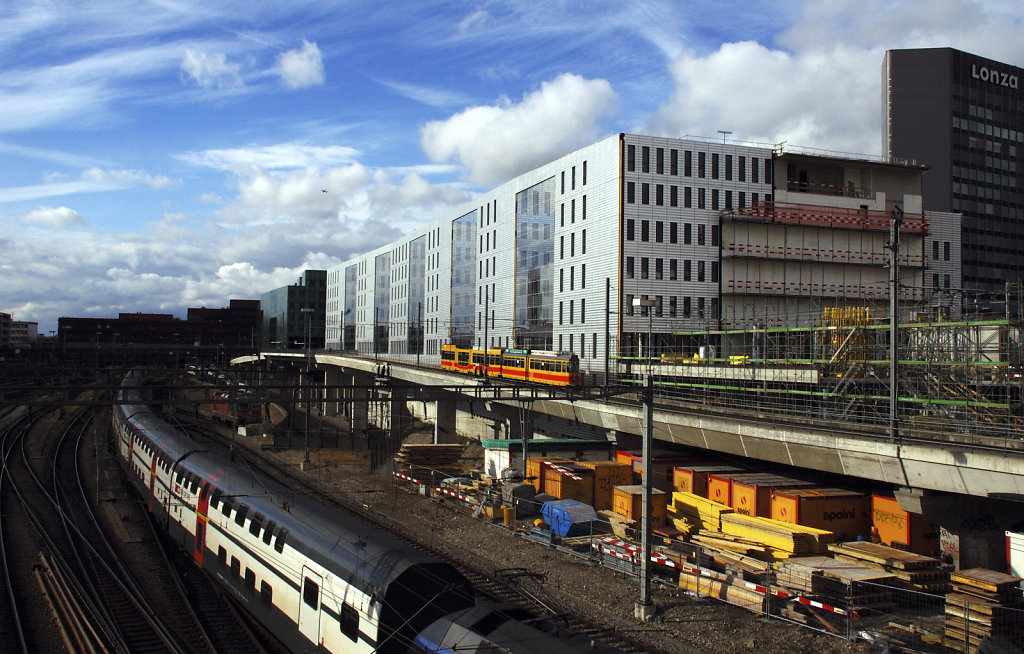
[542,463,594,506]
[525,456,572,494]
[729,474,815,517]
[770,488,871,541]
[612,485,667,527]
[673,465,743,496]
[575,460,632,510]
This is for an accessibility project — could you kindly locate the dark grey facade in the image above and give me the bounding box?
[260,270,327,349]
[883,47,1023,295]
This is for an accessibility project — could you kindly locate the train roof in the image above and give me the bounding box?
[118,375,455,602]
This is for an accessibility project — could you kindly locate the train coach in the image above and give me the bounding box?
[440,344,581,387]
[114,371,615,653]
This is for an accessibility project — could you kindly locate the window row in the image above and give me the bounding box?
[626,182,759,210]
[559,230,587,258]
[626,144,767,182]
[625,257,718,283]
[625,219,719,246]
[623,294,716,318]
[560,161,588,194]
[559,195,587,226]
[557,298,586,325]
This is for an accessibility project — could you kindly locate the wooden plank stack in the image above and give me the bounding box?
[670,491,734,532]
[678,564,772,614]
[944,568,1024,653]
[827,541,950,593]
[719,513,833,559]
[394,444,468,480]
[776,555,896,615]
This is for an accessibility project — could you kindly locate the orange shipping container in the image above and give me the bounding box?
[729,474,815,517]
[770,488,871,541]
[871,495,939,556]
[542,463,594,506]
[612,485,668,527]
[575,460,633,510]
[673,465,743,497]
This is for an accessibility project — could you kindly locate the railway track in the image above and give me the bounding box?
[180,418,665,654]
[0,395,272,654]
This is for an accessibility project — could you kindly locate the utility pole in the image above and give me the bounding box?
[633,296,656,621]
[887,206,903,443]
[300,307,314,469]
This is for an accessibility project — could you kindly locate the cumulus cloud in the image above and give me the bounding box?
[23,206,86,228]
[420,73,618,185]
[277,40,324,89]
[647,41,882,155]
[180,49,243,89]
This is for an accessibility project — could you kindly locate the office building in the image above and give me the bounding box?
[262,270,327,349]
[883,47,1023,295]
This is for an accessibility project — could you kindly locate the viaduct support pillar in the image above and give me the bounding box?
[435,395,458,444]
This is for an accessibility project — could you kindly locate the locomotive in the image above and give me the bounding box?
[440,344,581,386]
[114,371,615,653]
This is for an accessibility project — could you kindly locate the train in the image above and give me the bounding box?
[114,371,614,653]
[210,390,263,424]
[440,344,581,387]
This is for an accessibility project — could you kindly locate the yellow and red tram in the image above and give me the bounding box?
[440,344,581,387]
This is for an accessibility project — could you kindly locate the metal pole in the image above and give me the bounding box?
[605,277,610,395]
[888,206,903,443]
[417,301,422,368]
[633,297,655,620]
[300,307,314,469]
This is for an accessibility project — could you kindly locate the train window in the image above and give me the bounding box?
[210,488,222,509]
[234,505,248,526]
[302,577,319,609]
[221,498,233,516]
[260,581,273,606]
[274,529,288,553]
[262,520,276,545]
[218,547,227,566]
[230,557,240,578]
[244,569,256,592]
[340,603,359,642]
[249,513,264,537]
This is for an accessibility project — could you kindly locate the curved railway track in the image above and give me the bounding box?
[0,395,273,654]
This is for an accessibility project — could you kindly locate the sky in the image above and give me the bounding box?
[2,1,1023,335]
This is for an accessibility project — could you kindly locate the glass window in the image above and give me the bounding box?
[626,181,635,203]
[303,577,319,609]
[670,149,678,175]
[341,604,360,642]
[642,146,649,173]
[627,144,635,172]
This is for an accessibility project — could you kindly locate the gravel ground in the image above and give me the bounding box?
[245,432,869,654]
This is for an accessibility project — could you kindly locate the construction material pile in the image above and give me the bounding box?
[393,443,468,482]
[944,568,1023,653]
[827,541,950,593]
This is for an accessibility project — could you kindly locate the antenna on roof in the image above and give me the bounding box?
[717,130,732,143]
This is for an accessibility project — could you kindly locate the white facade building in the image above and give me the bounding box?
[326,134,957,372]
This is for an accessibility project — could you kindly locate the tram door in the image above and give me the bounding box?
[194,484,209,565]
[299,567,323,646]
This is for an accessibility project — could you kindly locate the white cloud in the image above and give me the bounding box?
[277,40,324,89]
[180,49,243,89]
[23,206,86,228]
[81,167,179,190]
[179,142,360,173]
[647,41,882,155]
[420,73,618,185]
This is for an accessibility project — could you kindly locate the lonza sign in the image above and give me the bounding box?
[971,63,1019,90]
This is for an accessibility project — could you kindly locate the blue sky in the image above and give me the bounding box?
[2,0,1022,334]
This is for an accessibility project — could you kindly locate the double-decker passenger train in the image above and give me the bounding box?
[440,345,581,386]
[114,371,612,653]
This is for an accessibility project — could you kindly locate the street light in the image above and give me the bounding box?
[300,307,315,470]
[632,297,656,620]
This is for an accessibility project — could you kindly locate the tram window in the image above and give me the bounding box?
[260,581,273,606]
[340,603,359,642]
[274,529,288,553]
[303,577,319,609]
[262,521,276,545]
[235,505,249,526]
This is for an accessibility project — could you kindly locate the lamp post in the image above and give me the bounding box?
[632,296,656,621]
[300,307,314,470]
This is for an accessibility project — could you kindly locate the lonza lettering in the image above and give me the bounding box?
[971,64,1019,90]
[823,509,855,521]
